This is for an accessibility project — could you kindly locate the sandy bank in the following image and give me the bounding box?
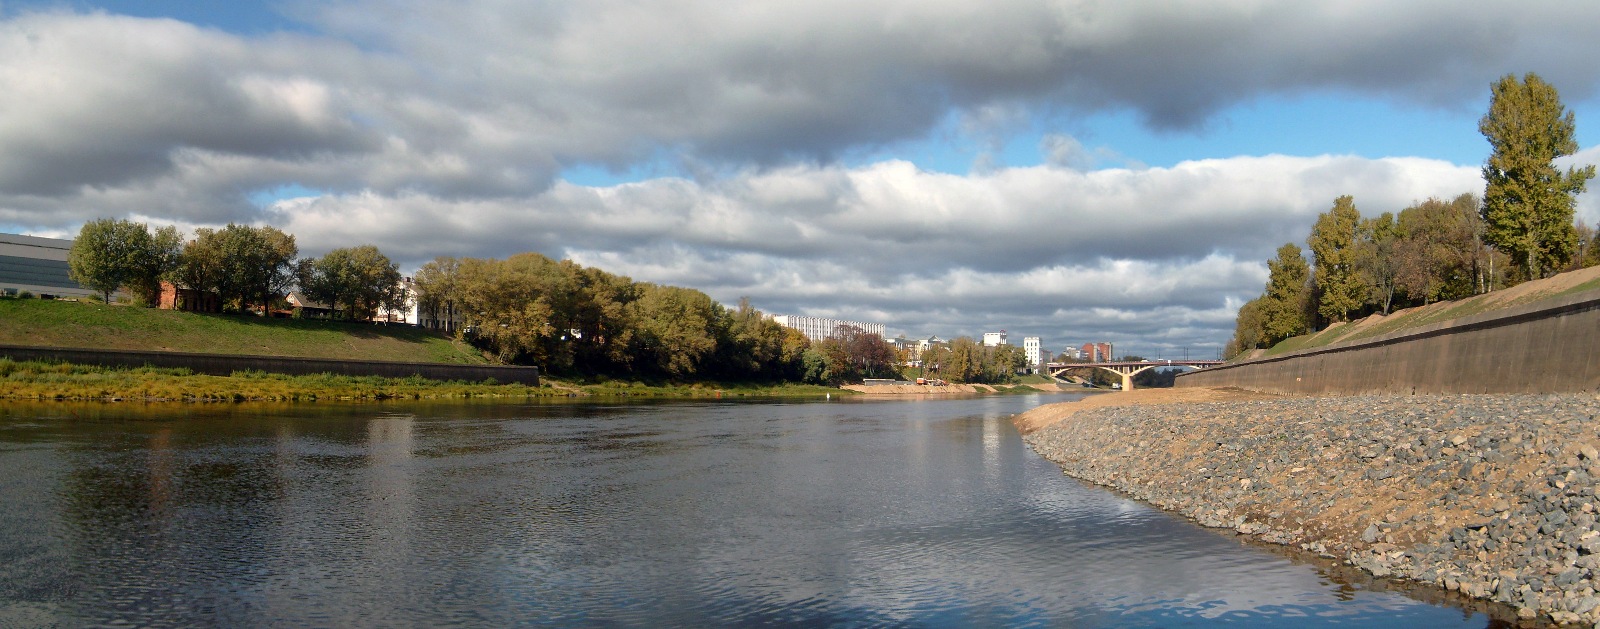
[842,382,1072,395]
[1016,389,1600,625]
[1012,386,1273,433]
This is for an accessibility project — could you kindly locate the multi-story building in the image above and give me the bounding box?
[404,276,469,332]
[0,233,98,299]
[1023,337,1041,366]
[769,314,885,341]
[982,331,1008,347]
[1079,342,1114,362]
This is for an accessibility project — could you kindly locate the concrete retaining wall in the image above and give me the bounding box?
[0,344,540,386]
[1176,288,1600,395]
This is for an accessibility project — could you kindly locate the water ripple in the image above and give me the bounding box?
[0,398,1498,627]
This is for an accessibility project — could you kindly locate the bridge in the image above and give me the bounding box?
[1049,359,1223,391]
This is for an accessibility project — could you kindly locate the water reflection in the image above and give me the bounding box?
[0,396,1506,627]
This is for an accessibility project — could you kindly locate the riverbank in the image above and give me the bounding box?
[0,358,842,402]
[0,298,486,364]
[841,382,1072,395]
[1017,389,1600,625]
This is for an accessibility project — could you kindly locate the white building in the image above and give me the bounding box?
[769,314,885,341]
[1024,337,1041,366]
[982,331,1008,347]
[404,276,469,332]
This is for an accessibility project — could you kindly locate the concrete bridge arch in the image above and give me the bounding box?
[1050,360,1222,391]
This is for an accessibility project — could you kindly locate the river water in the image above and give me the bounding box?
[0,394,1500,627]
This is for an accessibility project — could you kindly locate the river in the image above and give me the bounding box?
[0,394,1499,626]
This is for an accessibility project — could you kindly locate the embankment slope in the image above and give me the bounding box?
[1019,389,1600,624]
[0,298,484,364]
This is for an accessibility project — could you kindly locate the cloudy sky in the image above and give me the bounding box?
[4,0,1600,359]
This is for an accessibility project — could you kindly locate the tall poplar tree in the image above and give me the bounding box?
[1479,72,1595,280]
[1261,243,1310,344]
[1308,195,1365,324]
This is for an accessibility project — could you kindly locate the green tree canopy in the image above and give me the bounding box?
[296,245,404,321]
[180,224,297,313]
[67,218,182,305]
[1308,195,1365,324]
[1354,211,1400,314]
[1394,194,1483,304]
[1479,72,1596,280]
[1261,243,1310,344]
[68,218,150,303]
[1223,296,1266,359]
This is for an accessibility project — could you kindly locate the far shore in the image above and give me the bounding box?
[842,381,1108,396]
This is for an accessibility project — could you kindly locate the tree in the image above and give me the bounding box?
[1393,194,1483,304]
[454,253,560,364]
[627,283,721,377]
[412,256,463,332]
[186,224,297,313]
[988,343,1027,382]
[68,219,149,303]
[139,226,184,306]
[67,219,181,305]
[919,344,951,377]
[1574,219,1599,271]
[1479,72,1596,280]
[1260,243,1311,345]
[172,227,224,302]
[1223,297,1266,359]
[945,337,982,383]
[1308,195,1365,324]
[296,245,403,321]
[1354,212,1401,314]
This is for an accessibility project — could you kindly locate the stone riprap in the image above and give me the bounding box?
[1019,393,1600,625]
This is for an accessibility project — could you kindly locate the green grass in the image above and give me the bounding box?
[0,298,486,364]
[0,358,531,401]
[0,300,852,403]
[0,358,845,403]
[1256,268,1600,359]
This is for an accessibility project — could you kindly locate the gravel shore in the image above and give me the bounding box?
[1019,391,1600,625]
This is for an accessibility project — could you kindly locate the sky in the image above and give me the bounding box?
[4,1,1600,360]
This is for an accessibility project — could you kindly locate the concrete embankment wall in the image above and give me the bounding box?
[1177,288,1600,395]
[0,344,540,386]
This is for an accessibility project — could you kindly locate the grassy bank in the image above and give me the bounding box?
[0,358,845,402]
[1252,265,1600,359]
[0,298,486,364]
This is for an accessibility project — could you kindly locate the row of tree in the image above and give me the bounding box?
[1225,73,1599,358]
[69,220,410,321]
[406,253,910,382]
[65,218,914,382]
[918,338,1028,384]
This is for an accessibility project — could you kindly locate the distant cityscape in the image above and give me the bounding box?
[765,314,1119,371]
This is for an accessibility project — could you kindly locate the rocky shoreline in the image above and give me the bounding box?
[1018,391,1600,625]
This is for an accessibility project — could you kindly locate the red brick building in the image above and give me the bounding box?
[157,281,221,313]
[1079,342,1113,362]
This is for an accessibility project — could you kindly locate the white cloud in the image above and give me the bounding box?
[2,1,1596,354]
[253,154,1483,353]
